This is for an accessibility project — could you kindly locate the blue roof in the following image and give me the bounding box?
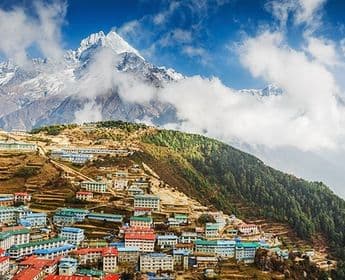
[34,244,75,255]
[173,249,190,256]
[109,242,125,248]
[25,213,47,217]
[117,247,140,252]
[61,227,84,233]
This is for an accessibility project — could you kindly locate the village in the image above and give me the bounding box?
[0,127,335,280]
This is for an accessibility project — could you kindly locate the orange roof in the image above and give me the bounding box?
[76,191,93,195]
[125,232,156,240]
[2,225,25,232]
[0,256,9,263]
[14,192,29,196]
[13,268,42,280]
[102,247,118,257]
[45,276,92,280]
[104,274,121,280]
[20,256,59,269]
[73,247,117,256]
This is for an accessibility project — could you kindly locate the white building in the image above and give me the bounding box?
[8,237,68,259]
[0,227,30,250]
[0,256,9,276]
[81,181,107,193]
[102,247,118,272]
[180,232,198,244]
[134,195,160,211]
[156,235,178,249]
[113,178,128,190]
[59,227,85,245]
[129,216,152,228]
[19,213,47,228]
[238,223,259,235]
[76,191,93,201]
[205,223,219,238]
[124,229,156,252]
[140,253,174,273]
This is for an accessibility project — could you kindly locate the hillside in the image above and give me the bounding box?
[1,121,344,278]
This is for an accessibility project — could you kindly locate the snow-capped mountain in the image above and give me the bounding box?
[0,30,182,130]
[0,30,278,131]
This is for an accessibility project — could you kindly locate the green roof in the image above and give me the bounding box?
[134,195,159,200]
[77,268,104,277]
[9,237,66,250]
[58,208,89,213]
[174,214,188,218]
[205,223,219,230]
[0,228,30,240]
[195,239,218,245]
[130,216,152,222]
[236,242,260,248]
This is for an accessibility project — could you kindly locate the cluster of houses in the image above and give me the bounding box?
[51,147,133,165]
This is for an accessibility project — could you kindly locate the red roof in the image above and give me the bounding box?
[102,247,118,257]
[20,256,59,269]
[2,225,25,232]
[13,268,42,280]
[76,191,93,195]
[0,256,9,263]
[104,274,121,280]
[45,276,91,280]
[14,192,29,196]
[73,247,117,256]
[125,232,155,240]
[0,248,5,255]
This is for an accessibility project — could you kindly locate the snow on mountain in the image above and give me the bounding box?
[0,29,280,131]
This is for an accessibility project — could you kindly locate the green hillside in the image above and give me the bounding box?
[138,128,345,278]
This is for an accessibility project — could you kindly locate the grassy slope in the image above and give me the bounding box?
[139,129,345,262]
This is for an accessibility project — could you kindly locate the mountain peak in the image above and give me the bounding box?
[75,30,144,60]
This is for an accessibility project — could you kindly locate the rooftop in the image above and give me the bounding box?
[61,227,84,233]
[130,216,152,222]
[10,237,66,250]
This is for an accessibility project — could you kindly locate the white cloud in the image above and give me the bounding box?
[267,0,326,29]
[306,37,340,66]
[0,0,66,67]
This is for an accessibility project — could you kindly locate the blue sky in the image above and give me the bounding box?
[2,0,343,89]
[0,0,345,88]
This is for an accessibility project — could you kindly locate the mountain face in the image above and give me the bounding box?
[0,31,182,131]
[0,30,274,131]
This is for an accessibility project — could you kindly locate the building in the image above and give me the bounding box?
[72,247,117,268]
[133,207,152,216]
[235,242,260,263]
[156,235,178,249]
[76,191,93,201]
[174,213,188,225]
[59,227,85,245]
[12,267,44,280]
[0,256,9,276]
[134,195,160,211]
[205,223,219,238]
[0,141,36,152]
[81,181,107,193]
[238,223,259,235]
[129,216,152,228]
[60,153,93,164]
[34,244,75,259]
[18,255,59,275]
[0,226,30,250]
[87,213,123,223]
[58,257,78,276]
[139,253,174,273]
[19,213,47,228]
[8,237,68,259]
[116,246,139,264]
[60,147,131,156]
[14,192,32,204]
[53,208,89,226]
[45,276,91,280]
[124,228,156,252]
[128,186,144,196]
[113,178,128,190]
[195,239,236,258]
[180,232,198,244]
[0,194,14,207]
[102,247,118,272]
[173,249,190,270]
